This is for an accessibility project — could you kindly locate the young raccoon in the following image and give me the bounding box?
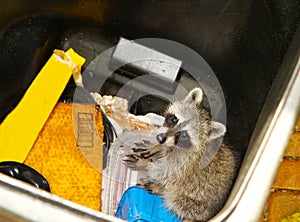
[124,88,238,222]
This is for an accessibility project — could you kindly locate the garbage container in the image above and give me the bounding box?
[0,1,299,221]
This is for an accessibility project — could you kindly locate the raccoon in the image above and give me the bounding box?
[124,88,238,222]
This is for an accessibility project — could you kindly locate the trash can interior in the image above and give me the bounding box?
[0,0,299,218]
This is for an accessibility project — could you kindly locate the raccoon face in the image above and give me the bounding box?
[156,88,204,149]
[156,88,226,151]
[156,112,194,148]
[156,127,193,148]
[164,114,179,128]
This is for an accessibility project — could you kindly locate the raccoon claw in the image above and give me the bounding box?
[144,183,154,193]
[132,147,148,152]
[123,154,139,163]
[137,178,154,193]
[131,147,157,159]
[123,154,149,170]
[141,151,159,159]
[123,144,161,170]
[136,183,153,193]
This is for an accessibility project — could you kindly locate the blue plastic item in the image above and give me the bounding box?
[116,186,182,222]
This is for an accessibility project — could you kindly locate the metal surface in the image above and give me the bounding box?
[0,173,123,222]
[110,37,182,94]
[0,0,299,221]
[214,26,300,221]
[111,37,182,82]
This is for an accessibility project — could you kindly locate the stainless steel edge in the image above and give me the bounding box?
[0,174,124,222]
[212,26,300,221]
[228,57,300,222]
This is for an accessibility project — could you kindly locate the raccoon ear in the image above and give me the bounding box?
[209,121,226,141]
[185,88,203,106]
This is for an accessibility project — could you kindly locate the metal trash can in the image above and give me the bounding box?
[0,1,299,221]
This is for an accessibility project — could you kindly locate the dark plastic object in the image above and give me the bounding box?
[0,161,50,192]
[116,186,182,222]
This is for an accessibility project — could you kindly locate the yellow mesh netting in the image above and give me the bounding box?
[24,102,103,211]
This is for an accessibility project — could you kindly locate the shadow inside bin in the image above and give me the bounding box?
[0,0,299,219]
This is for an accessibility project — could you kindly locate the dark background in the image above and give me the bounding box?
[0,0,299,157]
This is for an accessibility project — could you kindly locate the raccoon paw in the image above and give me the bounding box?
[122,153,149,170]
[132,144,162,159]
[137,178,154,193]
[123,143,162,170]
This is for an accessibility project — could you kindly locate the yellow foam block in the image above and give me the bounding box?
[24,102,103,210]
[0,48,85,162]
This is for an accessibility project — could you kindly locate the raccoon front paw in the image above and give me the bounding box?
[137,178,154,193]
[123,142,163,170]
[130,144,161,159]
[137,178,164,195]
[122,153,149,170]
[123,150,153,169]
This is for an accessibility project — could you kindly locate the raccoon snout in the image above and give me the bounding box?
[156,133,167,144]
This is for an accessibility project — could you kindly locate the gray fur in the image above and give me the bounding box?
[124,88,238,221]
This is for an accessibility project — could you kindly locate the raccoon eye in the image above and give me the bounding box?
[180,131,189,138]
[164,114,178,128]
[175,131,192,148]
[156,133,167,144]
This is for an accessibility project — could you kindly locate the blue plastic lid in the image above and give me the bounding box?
[116,186,182,222]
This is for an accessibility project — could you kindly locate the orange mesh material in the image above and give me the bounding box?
[284,116,300,157]
[261,115,300,221]
[24,102,104,211]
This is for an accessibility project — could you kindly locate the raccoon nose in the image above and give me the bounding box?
[156,133,167,144]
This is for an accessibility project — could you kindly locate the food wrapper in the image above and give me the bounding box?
[91,92,165,214]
